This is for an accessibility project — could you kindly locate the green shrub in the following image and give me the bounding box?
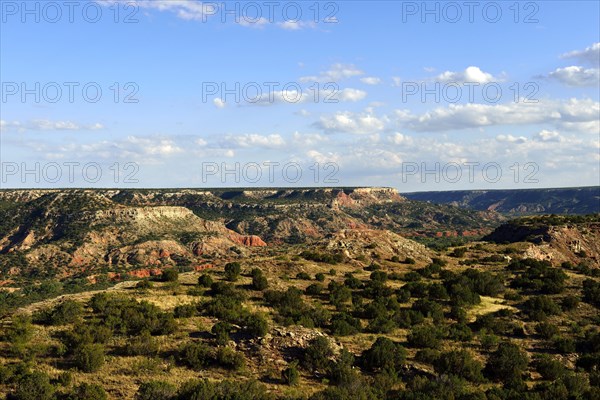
[315,273,326,282]
[306,283,324,296]
[179,342,214,370]
[252,274,269,291]
[434,350,483,382]
[69,383,107,400]
[198,274,213,288]
[48,300,83,325]
[485,342,528,382]
[282,361,300,385]
[161,269,179,282]
[224,262,241,281]
[408,324,444,349]
[534,355,566,380]
[245,313,269,337]
[135,381,177,400]
[303,336,333,373]
[523,295,561,320]
[216,346,245,370]
[74,343,105,372]
[583,279,600,307]
[296,272,312,280]
[174,304,197,318]
[362,336,407,372]
[13,371,55,400]
[124,330,159,356]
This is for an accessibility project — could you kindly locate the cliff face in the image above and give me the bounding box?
[0,187,500,279]
[484,217,600,267]
[404,186,600,215]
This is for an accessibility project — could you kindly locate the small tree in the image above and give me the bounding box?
[74,343,105,372]
[70,383,108,400]
[135,381,177,400]
[434,350,483,382]
[485,342,528,382]
[212,321,233,345]
[13,371,55,400]
[161,269,179,282]
[408,324,444,349]
[282,361,300,386]
[252,274,269,291]
[198,274,213,287]
[303,336,333,373]
[50,300,84,325]
[224,262,241,281]
[362,336,407,372]
[245,313,268,338]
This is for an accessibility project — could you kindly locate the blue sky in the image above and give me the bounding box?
[1,0,599,190]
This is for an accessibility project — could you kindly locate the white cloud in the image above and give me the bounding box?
[300,63,364,83]
[238,17,269,29]
[360,77,381,85]
[220,134,286,149]
[277,20,316,30]
[533,129,562,142]
[124,136,183,156]
[387,132,414,145]
[434,66,499,84]
[395,98,600,133]
[547,66,600,87]
[561,42,600,66]
[295,109,310,117]
[292,132,328,146]
[314,110,387,134]
[496,134,528,143]
[337,88,368,102]
[213,98,226,108]
[0,119,104,133]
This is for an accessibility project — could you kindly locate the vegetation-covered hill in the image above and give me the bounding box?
[0,188,599,399]
[403,186,600,215]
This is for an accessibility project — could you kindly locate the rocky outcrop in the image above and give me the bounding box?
[230,235,267,247]
[326,229,433,262]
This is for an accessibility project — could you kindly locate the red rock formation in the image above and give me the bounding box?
[192,264,214,271]
[230,235,267,247]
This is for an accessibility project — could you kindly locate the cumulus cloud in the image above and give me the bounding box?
[496,134,528,143]
[314,110,388,134]
[213,98,226,108]
[300,63,364,83]
[337,88,368,102]
[219,134,286,149]
[434,66,500,84]
[361,77,382,85]
[277,21,316,30]
[547,66,599,87]
[561,42,600,66]
[533,129,562,142]
[0,119,104,133]
[395,98,599,133]
[387,132,414,145]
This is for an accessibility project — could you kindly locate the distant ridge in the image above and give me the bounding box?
[403,186,600,215]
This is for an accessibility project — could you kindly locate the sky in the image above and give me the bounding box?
[1,0,599,191]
